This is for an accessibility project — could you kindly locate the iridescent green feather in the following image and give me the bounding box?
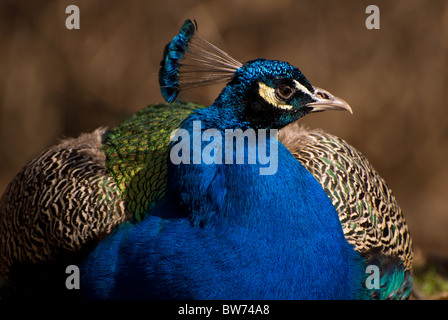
[102,102,201,221]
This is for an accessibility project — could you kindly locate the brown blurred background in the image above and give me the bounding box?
[0,0,447,294]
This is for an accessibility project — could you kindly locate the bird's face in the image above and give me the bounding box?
[220,59,352,129]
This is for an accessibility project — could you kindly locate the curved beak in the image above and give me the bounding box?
[306,87,353,114]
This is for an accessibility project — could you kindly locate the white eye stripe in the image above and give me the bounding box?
[293,80,314,97]
[258,82,293,110]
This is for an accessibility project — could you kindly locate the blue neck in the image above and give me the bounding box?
[164,107,367,298]
[81,104,368,299]
[193,95,250,131]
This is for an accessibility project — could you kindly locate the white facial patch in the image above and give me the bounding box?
[292,80,314,97]
[258,82,293,110]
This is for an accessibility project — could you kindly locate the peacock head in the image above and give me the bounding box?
[159,19,352,130]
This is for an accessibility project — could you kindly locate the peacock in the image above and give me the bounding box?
[0,19,413,300]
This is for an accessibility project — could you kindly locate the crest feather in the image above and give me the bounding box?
[159,19,243,103]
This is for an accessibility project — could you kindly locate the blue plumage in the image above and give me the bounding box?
[81,20,374,299]
[0,18,413,300]
[159,19,197,102]
[82,133,367,299]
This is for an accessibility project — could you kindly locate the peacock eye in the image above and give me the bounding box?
[275,84,295,101]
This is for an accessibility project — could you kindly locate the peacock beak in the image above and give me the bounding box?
[306,87,353,114]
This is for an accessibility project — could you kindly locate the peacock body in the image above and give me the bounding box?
[0,19,412,300]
